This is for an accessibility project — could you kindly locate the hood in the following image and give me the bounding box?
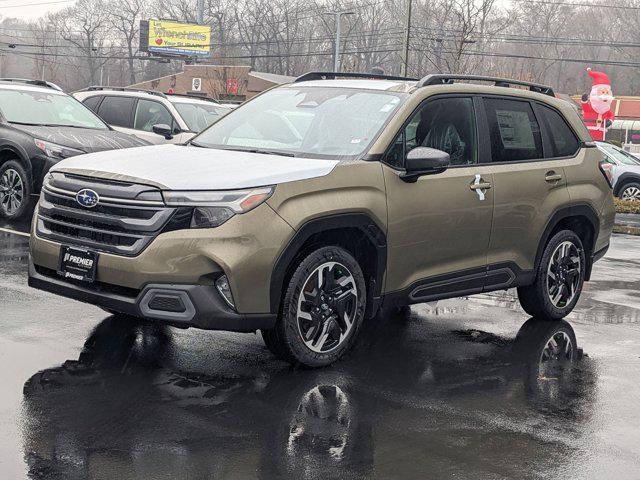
[51,144,340,190]
[11,124,148,152]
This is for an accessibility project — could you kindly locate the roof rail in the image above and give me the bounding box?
[295,71,418,83]
[0,78,63,91]
[164,92,220,103]
[417,74,555,97]
[84,86,167,98]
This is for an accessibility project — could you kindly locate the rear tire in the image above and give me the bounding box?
[266,246,366,367]
[0,160,31,220]
[518,230,586,320]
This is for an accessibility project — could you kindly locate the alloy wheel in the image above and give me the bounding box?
[621,185,640,201]
[0,168,25,216]
[546,241,581,308]
[296,261,358,354]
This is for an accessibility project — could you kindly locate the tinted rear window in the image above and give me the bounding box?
[97,96,134,128]
[82,95,102,112]
[484,98,543,162]
[539,105,579,157]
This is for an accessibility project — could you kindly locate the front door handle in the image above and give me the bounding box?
[545,171,563,182]
[470,182,492,190]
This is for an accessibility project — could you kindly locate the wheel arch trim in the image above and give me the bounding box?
[269,213,387,315]
[534,203,599,274]
[614,172,640,197]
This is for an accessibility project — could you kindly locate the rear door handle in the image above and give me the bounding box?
[545,171,562,182]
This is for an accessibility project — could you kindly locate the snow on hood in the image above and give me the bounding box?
[51,144,340,190]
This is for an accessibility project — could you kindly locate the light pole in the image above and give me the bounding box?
[401,0,412,77]
[325,10,354,72]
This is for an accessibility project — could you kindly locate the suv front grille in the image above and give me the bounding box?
[36,174,180,257]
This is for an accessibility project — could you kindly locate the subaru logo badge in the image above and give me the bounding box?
[76,189,99,208]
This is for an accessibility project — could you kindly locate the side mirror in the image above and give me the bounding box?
[152,123,173,140]
[400,147,450,183]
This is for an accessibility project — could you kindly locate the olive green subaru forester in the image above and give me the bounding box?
[29,72,615,367]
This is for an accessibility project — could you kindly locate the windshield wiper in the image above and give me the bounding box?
[222,146,296,157]
[188,140,208,148]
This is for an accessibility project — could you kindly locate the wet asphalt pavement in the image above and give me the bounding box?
[1,211,640,479]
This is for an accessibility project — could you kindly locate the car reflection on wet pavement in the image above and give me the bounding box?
[2,228,640,479]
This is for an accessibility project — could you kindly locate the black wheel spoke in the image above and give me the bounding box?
[297,261,358,354]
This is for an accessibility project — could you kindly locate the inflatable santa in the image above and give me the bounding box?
[581,68,615,141]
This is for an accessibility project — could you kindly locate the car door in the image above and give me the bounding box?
[481,97,573,276]
[383,95,495,301]
[133,99,182,144]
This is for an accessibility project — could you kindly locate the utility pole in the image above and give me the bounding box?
[401,0,412,77]
[197,0,205,24]
[324,10,354,72]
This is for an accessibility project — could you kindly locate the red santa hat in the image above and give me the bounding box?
[587,67,610,87]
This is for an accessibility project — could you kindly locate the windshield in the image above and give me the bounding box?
[173,102,230,133]
[192,86,408,159]
[599,143,640,166]
[0,89,108,130]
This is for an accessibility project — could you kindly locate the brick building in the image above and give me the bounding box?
[130,65,295,103]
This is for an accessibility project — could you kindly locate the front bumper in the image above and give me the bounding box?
[28,261,276,332]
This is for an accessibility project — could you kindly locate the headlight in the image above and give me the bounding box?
[163,187,274,229]
[34,139,84,160]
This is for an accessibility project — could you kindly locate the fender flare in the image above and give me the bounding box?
[269,213,387,315]
[614,172,640,197]
[0,142,33,187]
[534,203,600,273]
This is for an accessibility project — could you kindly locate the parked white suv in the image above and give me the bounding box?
[73,88,232,145]
[596,141,640,201]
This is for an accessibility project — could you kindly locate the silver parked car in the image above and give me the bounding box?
[596,141,640,201]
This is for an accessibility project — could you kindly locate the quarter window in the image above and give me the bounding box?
[385,97,478,168]
[97,96,135,128]
[539,105,579,157]
[82,95,102,113]
[484,98,543,162]
[134,99,174,132]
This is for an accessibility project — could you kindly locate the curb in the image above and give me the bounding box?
[613,224,640,236]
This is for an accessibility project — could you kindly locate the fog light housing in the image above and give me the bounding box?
[215,275,235,309]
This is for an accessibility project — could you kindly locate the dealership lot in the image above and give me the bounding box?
[0,217,639,479]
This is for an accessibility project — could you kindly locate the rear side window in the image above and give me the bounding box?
[97,96,135,128]
[82,95,102,112]
[484,98,543,162]
[539,105,579,157]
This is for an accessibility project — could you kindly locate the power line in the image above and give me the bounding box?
[0,0,74,8]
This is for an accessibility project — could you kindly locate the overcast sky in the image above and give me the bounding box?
[0,0,75,21]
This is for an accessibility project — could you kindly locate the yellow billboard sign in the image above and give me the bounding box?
[147,20,211,57]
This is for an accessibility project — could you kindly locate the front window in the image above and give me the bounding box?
[192,86,408,159]
[172,102,230,133]
[0,89,108,130]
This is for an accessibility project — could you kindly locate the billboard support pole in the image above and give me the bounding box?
[197,0,205,24]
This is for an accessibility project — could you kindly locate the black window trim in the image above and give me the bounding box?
[477,94,583,166]
[533,101,581,160]
[81,94,104,113]
[380,93,482,171]
[478,95,547,165]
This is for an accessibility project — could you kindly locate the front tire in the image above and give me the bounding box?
[619,181,640,202]
[0,160,31,220]
[266,246,366,367]
[518,230,586,320]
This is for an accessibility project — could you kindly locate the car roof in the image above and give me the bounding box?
[0,82,67,95]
